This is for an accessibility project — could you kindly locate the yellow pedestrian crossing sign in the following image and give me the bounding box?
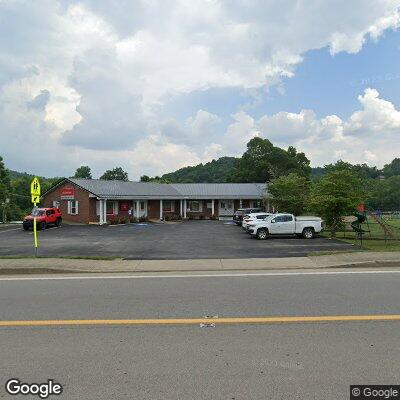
[30,177,41,256]
[30,177,41,204]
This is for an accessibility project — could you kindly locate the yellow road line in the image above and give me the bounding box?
[1,315,400,327]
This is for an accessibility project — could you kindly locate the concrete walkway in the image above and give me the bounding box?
[0,252,399,274]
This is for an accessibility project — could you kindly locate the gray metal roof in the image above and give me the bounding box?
[69,179,181,199]
[63,179,266,199]
[170,183,267,199]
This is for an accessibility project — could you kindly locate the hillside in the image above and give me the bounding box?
[7,170,35,180]
[161,156,238,183]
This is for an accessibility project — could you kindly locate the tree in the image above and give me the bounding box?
[367,176,400,211]
[382,158,400,177]
[310,170,365,237]
[100,167,128,181]
[73,166,92,179]
[267,173,311,215]
[140,175,150,182]
[228,137,311,183]
[161,157,238,183]
[324,160,380,179]
[0,156,12,222]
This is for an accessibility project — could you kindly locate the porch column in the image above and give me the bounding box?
[239,199,243,208]
[136,200,140,219]
[180,199,183,216]
[99,200,104,225]
[183,199,187,218]
[159,199,163,220]
[102,199,107,224]
[211,199,215,216]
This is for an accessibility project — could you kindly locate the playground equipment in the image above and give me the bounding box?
[351,204,397,246]
[351,211,370,245]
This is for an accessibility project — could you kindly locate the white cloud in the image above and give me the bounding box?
[344,88,400,135]
[256,88,400,167]
[0,0,399,177]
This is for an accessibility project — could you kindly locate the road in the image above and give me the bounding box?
[0,269,399,399]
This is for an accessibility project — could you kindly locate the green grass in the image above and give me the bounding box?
[0,255,119,260]
[321,216,400,252]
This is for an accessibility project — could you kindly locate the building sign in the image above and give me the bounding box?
[60,187,75,200]
[119,202,131,211]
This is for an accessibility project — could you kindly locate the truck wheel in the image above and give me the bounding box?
[257,228,269,240]
[302,228,314,239]
[39,221,46,230]
[23,225,29,231]
[55,217,62,227]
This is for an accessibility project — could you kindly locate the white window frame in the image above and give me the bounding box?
[163,200,175,213]
[106,201,117,215]
[52,201,60,209]
[68,200,79,215]
[187,201,202,212]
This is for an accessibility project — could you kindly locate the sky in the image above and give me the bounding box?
[0,0,399,179]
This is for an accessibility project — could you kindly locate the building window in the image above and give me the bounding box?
[106,201,117,215]
[163,201,174,212]
[68,200,79,215]
[187,201,201,212]
[52,201,60,209]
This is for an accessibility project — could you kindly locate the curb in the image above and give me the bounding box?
[0,259,399,275]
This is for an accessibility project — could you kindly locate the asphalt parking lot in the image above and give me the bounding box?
[0,220,354,259]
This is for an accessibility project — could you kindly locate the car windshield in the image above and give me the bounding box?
[31,210,45,216]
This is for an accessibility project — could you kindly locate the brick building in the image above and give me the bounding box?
[42,178,267,224]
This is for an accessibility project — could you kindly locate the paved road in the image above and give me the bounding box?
[0,221,353,259]
[0,269,399,399]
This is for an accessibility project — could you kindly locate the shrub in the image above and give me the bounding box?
[164,214,171,221]
[210,214,217,220]
[139,216,148,222]
[119,217,127,224]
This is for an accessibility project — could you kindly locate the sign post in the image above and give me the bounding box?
[30,177,41,257]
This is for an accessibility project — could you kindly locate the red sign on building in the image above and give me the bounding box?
[60,187,75,200]
[119,202,131,211]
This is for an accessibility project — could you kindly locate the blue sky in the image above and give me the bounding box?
[0,1,399,178]
[162,28,400,123]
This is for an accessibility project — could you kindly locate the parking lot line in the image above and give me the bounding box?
[0,227,21,233]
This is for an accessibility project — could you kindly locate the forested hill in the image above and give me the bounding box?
[161,156,238,183]
[8,170,35,180]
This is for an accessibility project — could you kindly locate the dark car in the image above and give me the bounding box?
[22,207,62,230]
[233,208,263,225]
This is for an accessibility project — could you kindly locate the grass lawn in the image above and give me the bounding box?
[321,216,400,252]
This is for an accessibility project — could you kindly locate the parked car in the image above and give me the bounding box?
[22,207,62,231]
[242,212,273,229]
[233,208,263,225]
[247,213,323,239]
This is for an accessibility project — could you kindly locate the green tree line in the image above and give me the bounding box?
[1,138,399,222]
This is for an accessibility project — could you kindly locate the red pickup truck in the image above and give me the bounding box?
[22,207,62,230]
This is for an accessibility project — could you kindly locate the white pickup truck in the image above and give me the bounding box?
[247,213,323,239]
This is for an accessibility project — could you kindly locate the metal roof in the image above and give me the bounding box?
[69,179,181,199]
[56,179,267,199]
[170,183,267,199]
